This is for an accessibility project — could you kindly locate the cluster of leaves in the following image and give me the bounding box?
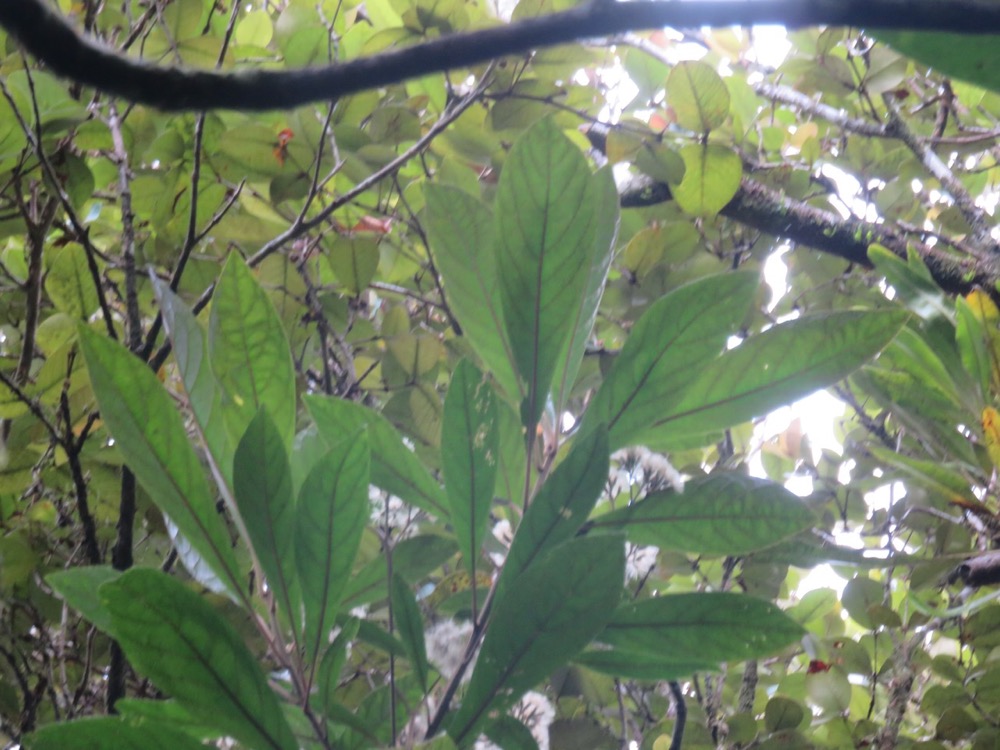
[1,0,1000,749]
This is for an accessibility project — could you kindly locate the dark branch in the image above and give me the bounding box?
[6,0,1000,111]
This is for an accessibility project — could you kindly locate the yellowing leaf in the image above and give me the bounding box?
[966,289,1000,322]
[670,144,742,217]
[983,407,1000,470]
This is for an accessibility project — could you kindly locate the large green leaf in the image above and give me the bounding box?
[27,717,207,750]
[574,649,713,681]
[78,327,242,597]
[46,566,120,634]
[209,255,296,447]
[640,310,909,448]
[305,394,447,515]
[296,436,370,663]
[586,473,815,555]
[449,536,624,745]
[875,31,1000,95]
[100,569,297,750]
[425,185,520,401]
[496,118,599,428]
[549,165,619,416]
[495,426,609,600]
[153,278,233,485]
[579,272,758,450]
[442,359,499,576]
[598,593,804,663]
[233,408,300,631]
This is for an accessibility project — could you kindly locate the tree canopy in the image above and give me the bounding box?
[1,1,1000,749]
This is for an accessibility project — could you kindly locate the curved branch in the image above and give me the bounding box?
[6,0,1000,111]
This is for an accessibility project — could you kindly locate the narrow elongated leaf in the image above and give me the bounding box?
[425,185,521,401]
[343,533,458,607]
[390,573,430,691]
[233,409,299,631]
[100,569,297,750]
[496,119,598,428]
[78,328,242,597]
[153,277,232,484]
[443,360,499,574]
[449,536,624,745]
[579,272,758,450]
[318,617,360,715]
[496,426,609,599]
[296,436,370,662]
[586,473,815,555]
[641,310,909,448]
[599,593,803,663]
[27,717,208,750]
[306,394,447,515]
[549,165,619,415]
[574,650,713,681]
[210,255,296,446]
[46,566,120,634]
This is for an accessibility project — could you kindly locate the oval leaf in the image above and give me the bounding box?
[496,118,599,427]
[671,143,742,217]
[668,60,730,132]
[209,255,296,446]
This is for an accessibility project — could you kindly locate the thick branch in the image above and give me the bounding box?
[7,0,1000,111]
[618,172,1000,297]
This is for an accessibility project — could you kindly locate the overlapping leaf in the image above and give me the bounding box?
[101,569,297,750]
[79,328,242,597]
[587,472,815,555]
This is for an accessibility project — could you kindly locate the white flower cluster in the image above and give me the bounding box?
[609,446,686,497]
[368,486,418,538]
[473,691,556,750]
[625,542,659,582]
[425,618,475,682]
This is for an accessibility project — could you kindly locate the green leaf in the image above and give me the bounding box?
[574,649,713,681]
[668,61,731,132]
[153,278,233,483]
[328,236,379,296]
[317,617,360,715]
[390,573,430,691]
[209,255,296,447]
[296,436,370,662]
[425,185,521,402]
[549,165,619,415]
[449,536,624,745]
[26,717,208,750]
[670,143,741,217]
[875,31,1000,95]
[100,569,297,750]
[305,394,447,515]
[233,409,300,632]
[587,473,815,555]
[868,244,951,320]
[343,533,458,607]
[599,593,804,663]
[955,295,992,399]
[496,118,599,427]
[579,272,758,450]
[443,359,499,575]
[44,245,98,319]
[46,566,120,634]
[78,327,242,597]
[484,715,540,750]
[641,310,909,448]
[496,426,609,600]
